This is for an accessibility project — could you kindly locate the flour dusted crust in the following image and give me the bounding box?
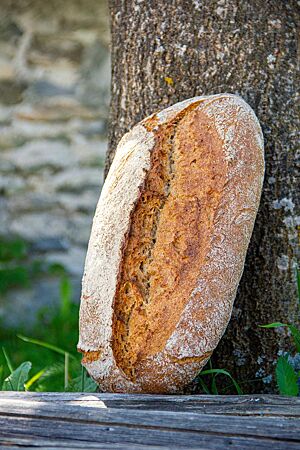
[78,94,264,393]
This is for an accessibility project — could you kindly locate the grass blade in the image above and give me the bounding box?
[2,347,13,373]
[259,322,287,328]
[17,335,76,360]
[211,375,218,395]
[64,353,69,390]
[198,377,210,394]
[60,276,72,320]
[200,368,242,395]
[81,365,85,392]
[25,368,46,391]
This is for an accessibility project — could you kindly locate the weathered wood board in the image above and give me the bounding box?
[0,393,299,449]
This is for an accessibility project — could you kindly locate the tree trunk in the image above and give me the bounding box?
[107,0,299,393]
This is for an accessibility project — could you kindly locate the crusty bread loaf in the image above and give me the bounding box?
[78,93,264,394]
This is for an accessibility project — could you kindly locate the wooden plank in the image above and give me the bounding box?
[0,393,299,449]
[1,392,299,416]
[0,398,299,441]
[2,392,299,405]
[0,438,145,449]
[0,435,157,449]
[0,416,299,449]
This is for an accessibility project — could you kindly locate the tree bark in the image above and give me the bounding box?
[107,0,299,393]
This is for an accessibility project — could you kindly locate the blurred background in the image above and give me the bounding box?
[0,0,110,391]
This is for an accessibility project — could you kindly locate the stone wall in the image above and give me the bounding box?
[0,0,110,328]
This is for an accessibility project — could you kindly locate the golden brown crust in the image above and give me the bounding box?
[112,107,227,381]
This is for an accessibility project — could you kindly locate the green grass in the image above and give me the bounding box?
[0,237,97,392]
[0,276,97,392]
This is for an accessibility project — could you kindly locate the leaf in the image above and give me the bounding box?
[83,377,98,393]
[67,373,98,393]
[17,335,76,360]
[200,368,243,395]
[2,362,32,391]
[259,322,288,328]
[276,356,298,396]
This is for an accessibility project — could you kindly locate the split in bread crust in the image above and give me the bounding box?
[112,104,227,381]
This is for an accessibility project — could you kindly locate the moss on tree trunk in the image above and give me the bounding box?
[106,0,299,393]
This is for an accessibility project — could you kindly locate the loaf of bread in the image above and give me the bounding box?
[78,93,264,394]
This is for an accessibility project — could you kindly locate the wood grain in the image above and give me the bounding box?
[0,393,299,449]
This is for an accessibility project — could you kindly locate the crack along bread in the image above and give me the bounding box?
[78,93,264,394]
